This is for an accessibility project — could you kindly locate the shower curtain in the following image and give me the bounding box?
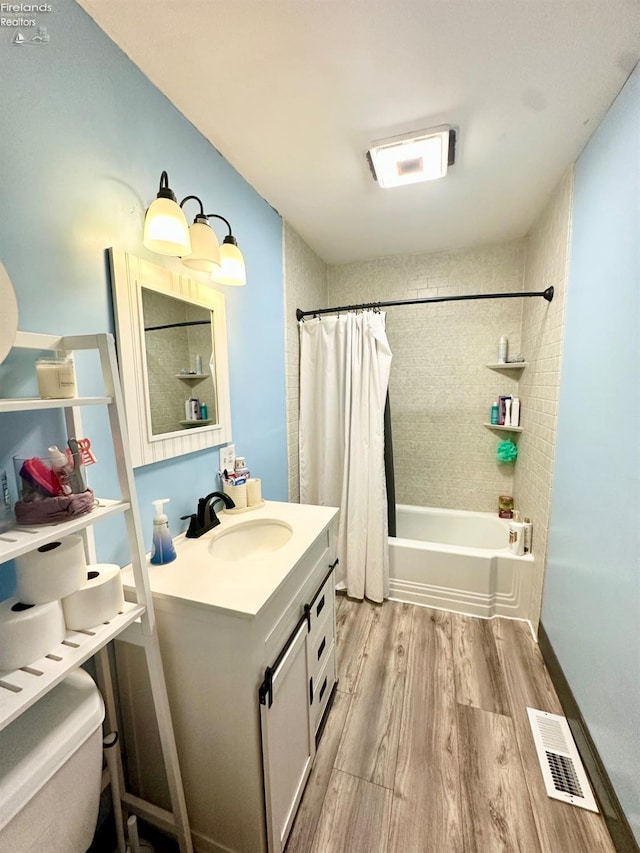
[299,311,392,602]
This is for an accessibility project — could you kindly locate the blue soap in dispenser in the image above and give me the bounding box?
[150,498,177,565]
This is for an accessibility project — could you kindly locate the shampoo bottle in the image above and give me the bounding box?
[523,516,533,554]
[490,401,499,424]
[508,510,525,556]
[511,397,520,427]
[150,498,177,565]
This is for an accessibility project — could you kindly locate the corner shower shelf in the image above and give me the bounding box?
[175,373,208,381]
[483,423,523,433]
[486,362,528,370]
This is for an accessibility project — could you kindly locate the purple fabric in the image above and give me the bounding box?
[15,489,97,525]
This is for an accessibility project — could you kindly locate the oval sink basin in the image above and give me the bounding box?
[208,518,293,562]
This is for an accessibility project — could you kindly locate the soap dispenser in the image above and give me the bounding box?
[150,498,177,565]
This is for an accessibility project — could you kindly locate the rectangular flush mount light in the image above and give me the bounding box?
[366,126,456,188]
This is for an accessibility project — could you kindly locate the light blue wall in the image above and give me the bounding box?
[0,0,287,591]
[543,63,640,840]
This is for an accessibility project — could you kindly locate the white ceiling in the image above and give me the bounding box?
[77,1,640,265]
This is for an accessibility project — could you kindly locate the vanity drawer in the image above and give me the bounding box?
[308,617,332,683]
[308,564,336,642]
[263,540,330,663]
[310,643,336,733]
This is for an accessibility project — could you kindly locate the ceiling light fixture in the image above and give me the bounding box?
[366,126,456,189]
[143,172,246,285]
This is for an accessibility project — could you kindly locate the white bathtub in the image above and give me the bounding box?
[389,505,534,622]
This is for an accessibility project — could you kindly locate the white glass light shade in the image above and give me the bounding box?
[211,241,246,286]
[181,220,221,273]
[143,197,191,255]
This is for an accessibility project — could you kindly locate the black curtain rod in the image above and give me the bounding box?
[144,320,210,332]
[296,286,554,321]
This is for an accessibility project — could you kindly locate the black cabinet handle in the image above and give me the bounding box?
[329,558,339,571]
[317,636,326,661]
[316,595,325,618]
[309,677,314,705]
[319,677,328,702]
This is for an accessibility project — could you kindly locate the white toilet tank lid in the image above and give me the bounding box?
[0,667,105,832]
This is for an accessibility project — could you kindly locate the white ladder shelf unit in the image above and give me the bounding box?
[0,331,193,853]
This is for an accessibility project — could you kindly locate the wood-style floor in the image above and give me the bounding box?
[285,597,617,853]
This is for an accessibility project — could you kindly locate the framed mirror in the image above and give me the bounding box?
[109,248,232,467]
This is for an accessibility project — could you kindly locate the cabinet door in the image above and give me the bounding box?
[260,622,315,853]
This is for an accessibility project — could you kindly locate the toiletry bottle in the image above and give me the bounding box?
[504,398,512,428]
[511,397,520,427]
[508,510,525,555]
[48,445,73,495]
[200,402,208,420]
[195,354,203,374]
[498,395,511,426]
[67,438,86,493]
[234,456,250,483]
[490,401,499,424]
[150,498,177,565]
[523,516,532,554]
[498,336,508,364]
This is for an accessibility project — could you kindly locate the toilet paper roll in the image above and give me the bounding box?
[62,564,124,630]
[246,478,262,507]
[15,534,87,605]
[223,480,247,509]
[0,598,65,672]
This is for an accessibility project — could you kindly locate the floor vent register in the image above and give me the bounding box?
[527,708,599,812]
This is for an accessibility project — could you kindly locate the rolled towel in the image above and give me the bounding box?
[14,489,97,525]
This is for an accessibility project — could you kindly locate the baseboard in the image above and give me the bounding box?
[538,623,639,853]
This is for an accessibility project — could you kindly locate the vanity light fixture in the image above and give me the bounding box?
[180,196,221,274]
[143,173,246,285]
[207,215,246,287]
[366,126,456,188]
[142,171,191,255]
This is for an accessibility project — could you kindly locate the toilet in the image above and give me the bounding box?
[0,668,105,852]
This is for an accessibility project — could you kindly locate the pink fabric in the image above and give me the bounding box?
[15,489,97,525]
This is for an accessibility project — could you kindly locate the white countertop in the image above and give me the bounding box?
[121,500,338,619]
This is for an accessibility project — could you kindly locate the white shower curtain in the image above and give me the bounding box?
[299,311,393,602]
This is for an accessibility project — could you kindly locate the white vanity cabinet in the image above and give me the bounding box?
[116,502,339,853]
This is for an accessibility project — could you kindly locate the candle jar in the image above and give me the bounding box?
[35,357,77,399]
[498,494,514,518]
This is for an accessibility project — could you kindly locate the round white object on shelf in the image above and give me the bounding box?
[0,260,18,366]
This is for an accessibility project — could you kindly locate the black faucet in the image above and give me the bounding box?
[182,491,236,538]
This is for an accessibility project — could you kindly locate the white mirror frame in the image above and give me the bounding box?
[109,248,232,468]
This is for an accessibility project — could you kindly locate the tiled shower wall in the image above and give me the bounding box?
[283,222,328,501]
[327,242,526,511]
[515,169,574,629]
[283,180,572,625]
